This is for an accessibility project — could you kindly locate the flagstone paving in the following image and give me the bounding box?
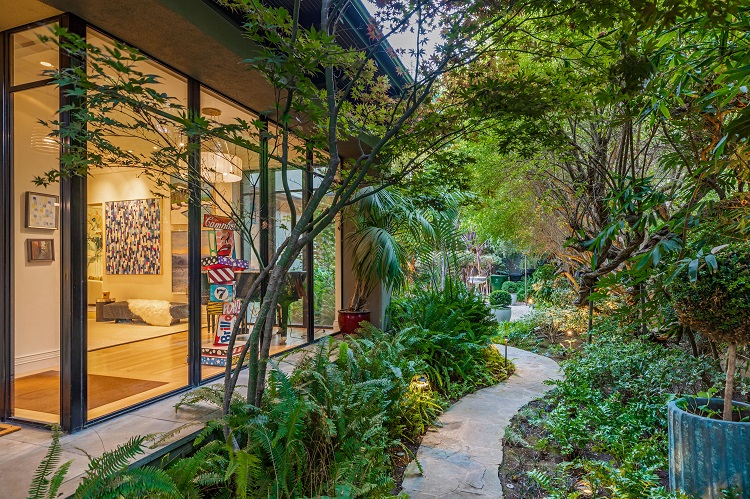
[401,306,560,498]
[0,345,315,499]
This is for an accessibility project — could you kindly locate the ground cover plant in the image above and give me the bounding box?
[499,319,722,498]
[30,285,513,498]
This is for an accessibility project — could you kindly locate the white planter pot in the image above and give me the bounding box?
[510,293,517,305]
[492,306,512,322]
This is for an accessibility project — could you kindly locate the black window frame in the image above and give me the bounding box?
[0,12,339,433]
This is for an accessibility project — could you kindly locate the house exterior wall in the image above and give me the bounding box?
[0,2,377,432]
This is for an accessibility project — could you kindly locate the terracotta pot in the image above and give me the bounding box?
[337,310,371,336]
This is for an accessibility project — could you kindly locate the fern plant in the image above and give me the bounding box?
[27,425,73,499]
[73,436,179,499]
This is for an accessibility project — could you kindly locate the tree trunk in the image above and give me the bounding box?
[684,327,699,357]
[723,343,737,422]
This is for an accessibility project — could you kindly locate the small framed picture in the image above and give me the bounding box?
[25,191,59,229]
[27,239,55,262]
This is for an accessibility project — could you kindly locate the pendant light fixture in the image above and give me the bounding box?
[201,106,242,183]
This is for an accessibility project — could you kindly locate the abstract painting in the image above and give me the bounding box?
[25,192,58,229]
[105,198,161,275]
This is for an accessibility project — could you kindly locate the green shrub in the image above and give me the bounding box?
[489,290,512,308]
[524,328,720,498]
[388,285,514,399]
[493,316,539,350]
[529,263,576,308]
[501,280,519,293]
[670,242,750,345]
[670,242,750,419]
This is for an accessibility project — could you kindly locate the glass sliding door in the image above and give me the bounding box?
[268,127,309,353]
[198,88,262,379]
[10,23,61,424]
[85,29,189,420]
[311,150,340,338]
[11,86,62,424]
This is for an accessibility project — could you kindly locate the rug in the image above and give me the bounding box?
[127,299,173,326]
[0,424,21,437]
[14,371,167,415]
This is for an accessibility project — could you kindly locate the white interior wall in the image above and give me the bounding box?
[87,169,185,303]
[13,87,62,375]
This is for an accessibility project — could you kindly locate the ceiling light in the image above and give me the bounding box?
[201,151,242,183]
[222,172,243,183]
[30,125,57,155]
[39,61,53,67]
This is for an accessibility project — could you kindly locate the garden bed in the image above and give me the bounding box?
[498,397,669,498]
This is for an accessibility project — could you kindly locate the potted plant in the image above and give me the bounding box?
[501,280,519,305]
[668,242,750,497]
[489,290,512,322]
[339,188,426,335]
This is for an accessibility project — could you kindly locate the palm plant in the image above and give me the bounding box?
[345,187,435,312]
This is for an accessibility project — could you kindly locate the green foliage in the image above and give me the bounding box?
[522,324,721,498]
[27,426,72,499]
[388,285,514,399]
[670,242,750,346]
[489,290,512,308]
[73,436,179,499]
[168,287,514,497]
[501,280,519,293]
[30,430,179,499]
[529,264,575,308]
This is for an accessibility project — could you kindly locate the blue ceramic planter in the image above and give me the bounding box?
[668,397,750,498]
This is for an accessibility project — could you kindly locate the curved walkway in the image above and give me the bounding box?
[401,341,561,498]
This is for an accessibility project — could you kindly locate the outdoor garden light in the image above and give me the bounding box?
[527,298,534,305]
[566,330,573,337]
[410,375,430,391]
[575,479,594,496]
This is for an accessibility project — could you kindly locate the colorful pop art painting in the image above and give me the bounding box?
[105,198,161,275]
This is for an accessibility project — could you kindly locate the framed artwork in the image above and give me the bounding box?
[27,239,54,262]
[105,198,161,275]
[25,192,59,229]
[86,204,104,279]
[171,230,188,293]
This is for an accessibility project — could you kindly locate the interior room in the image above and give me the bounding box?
[8,22,341,426]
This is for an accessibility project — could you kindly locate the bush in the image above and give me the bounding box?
[517,324,720,498]
[501,280,519,293]
[529,263,576,308]
[670,242,750,345]
[489,290,512,308]
[389,284,514,398]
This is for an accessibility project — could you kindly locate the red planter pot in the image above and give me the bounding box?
[337,310,371,336]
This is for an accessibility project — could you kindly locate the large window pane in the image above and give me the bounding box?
[11,85,61,424]
[312,150,340,337]
[85,30,189,420]
[268,128,308,352]
[11,23,58,87]
[198,88,262,379]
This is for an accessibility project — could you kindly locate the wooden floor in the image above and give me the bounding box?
[13,324,333,424]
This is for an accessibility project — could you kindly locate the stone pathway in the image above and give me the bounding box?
[400,342,561,498]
